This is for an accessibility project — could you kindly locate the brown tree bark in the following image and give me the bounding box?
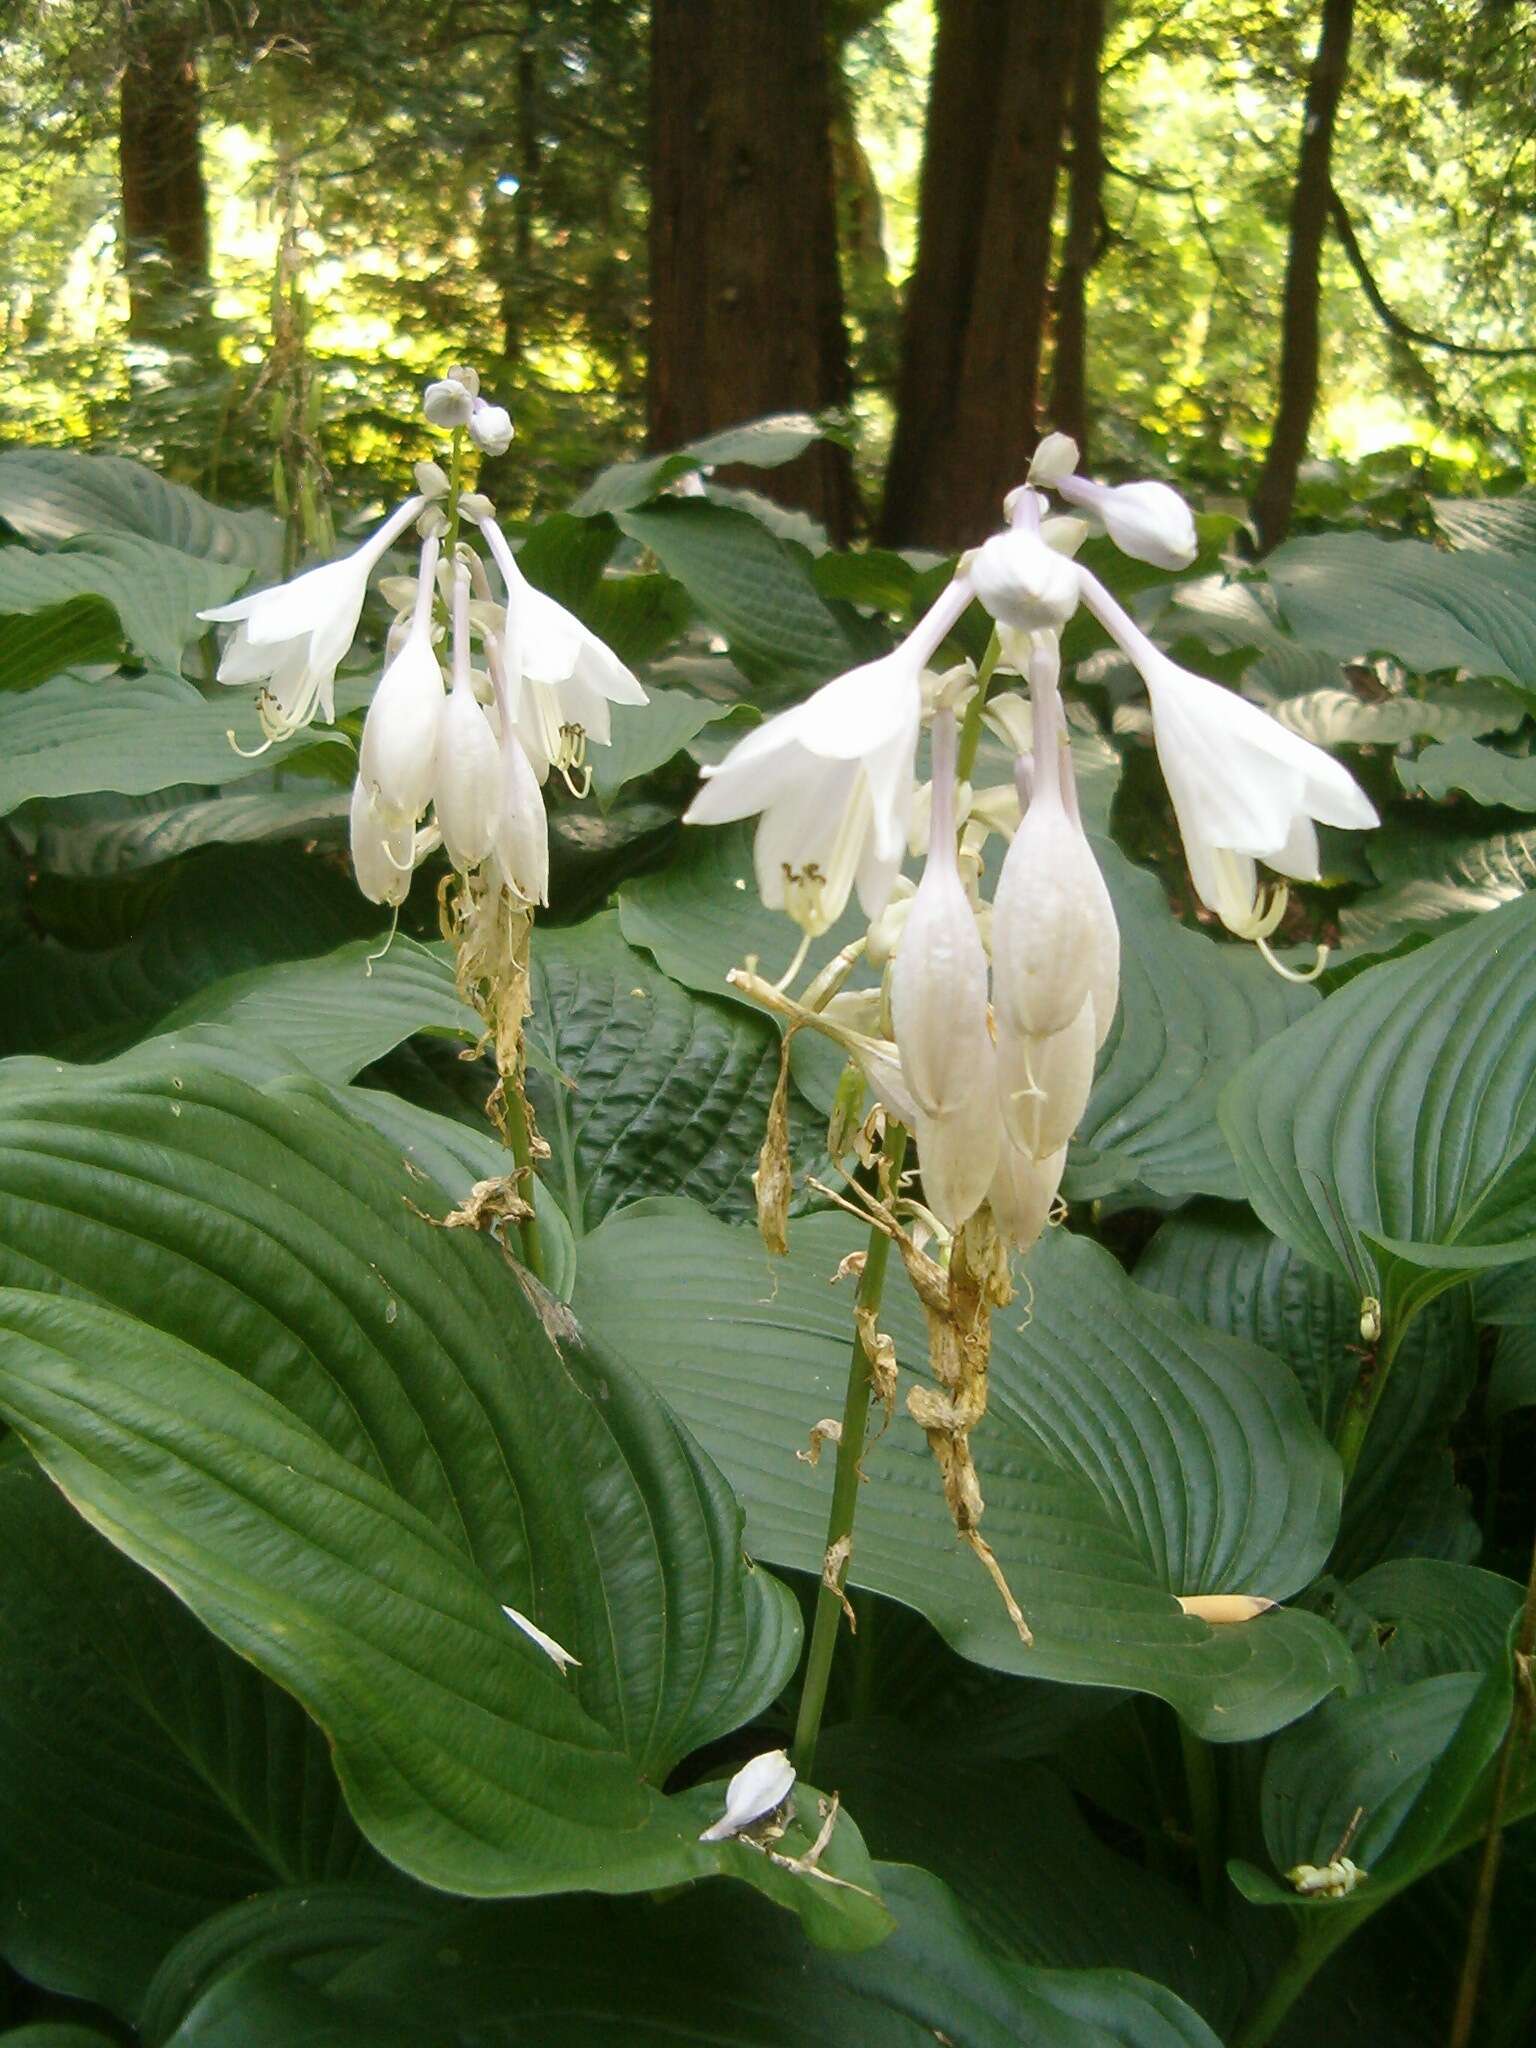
[878,0,1077,551]
[647,0,857,542]
[1250,0,1356,554]
[118,0,212,345]
[1046,0,1106,459]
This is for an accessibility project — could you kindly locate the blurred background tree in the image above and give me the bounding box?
[0,0,1531,543]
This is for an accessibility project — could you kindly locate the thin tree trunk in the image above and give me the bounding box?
[118,0,211,346]
[879,0,1077,550]
[647,0,857,541]
[1047,0,1106,458]
[1250,0,1355,554]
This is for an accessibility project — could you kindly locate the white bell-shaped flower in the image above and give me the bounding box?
[997,996,1098,1160]
[201,495,425,742]
[989,1138,1067,1254]
[912,1088,1000,1233]
[684,575,974,937]
[433,565,503,872]
[1056,473,1197,571]
[891,713,990,1119]
[349,779,416,908]
[991,652,1113,1037]
[698,1748,796,1843]
[474,512,647,784]
[491,719,550,907]
[1077,568,1379,935]
[357,534,444,825]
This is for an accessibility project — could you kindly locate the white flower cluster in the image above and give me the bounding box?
[200,372,646,915]
[687,435,1378,1251]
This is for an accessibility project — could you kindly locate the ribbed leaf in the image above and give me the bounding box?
[1340,821,1536,953]
[573,412,827,516]
[0,450,281,571]
[1397,735,1536,805]
[1265,678,1522,747]
[575,1202,1350,1739]
[0,595,121,692]
[0,1064,819,1918]
[148,1870,1222,2048]
[528,912,823,1230]
[14,784,351,878]
[1332,1560,1525,1690]
[0,1455,375,2018]
[0,536,245,674]
[592,683,749,803]
[1135,1205,1477,1571]
[1220,892,1536,1335]
[0,670,339,819]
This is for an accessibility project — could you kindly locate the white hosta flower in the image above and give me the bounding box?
[423,375,475,427]
[991,660,1115,1038]
[349,780,415,907]
[989,1139,1066,1254]
[435,567,502,871]
[970,527,1081,636]
[1078,569,1379,935]
[491,723,550,907]
[997,997,1098,1160]
[1056,473,1197,571]
[357,534,443,825]
[684,576,974,936]
[891,714,990,1119]
[501,1602,580,1673]
[912,1088,999,1233]
[699,1748,796,1844]
[475,513,647,784]
[201,495,425,743]
[470,403,514,457]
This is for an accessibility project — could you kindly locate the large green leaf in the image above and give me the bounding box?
[0,670,340,819]
[591,682,751,803]
[1340,820,1536,954]
[1331,1560,1525,1691]
[0,1455,376,2018]
[1397,735,1536,806]
[573,413,829,517]
[1266,534,1536,688]
[148,1869,1222,2048]
[811,1729,1245,2034]
[0,595,121,693]
[1432,492,1536,555]
[616,498,856,688]
[1262,678,1523,748]
[0,536,246,674]
[0,449,281,571]
[0,1063,831,1922]
[13,784,351,878]
[528,912,824,1231]
[0,843,378,1060]
[1135,1204,1477,1571]
[1220,891,1536,1335]
[575,1202,1351,1739]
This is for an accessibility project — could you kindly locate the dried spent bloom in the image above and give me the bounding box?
[501,1603,580,1672]
[698,1749,797,1844]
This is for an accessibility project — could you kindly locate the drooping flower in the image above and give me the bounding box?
[490,690,551,907]
[1055,474,1197,570]
[434,563,503,872]
[474,511,647,785]
[201,495,425,743]
[349,778,416,908]
[988,1137,1066,1254]
[683,574,975,937]
[1078,567,1379,936]
[357,532,444,825]
[698,1748,796,1844]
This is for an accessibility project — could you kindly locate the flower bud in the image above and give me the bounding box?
[1027,432,1081,486]
[423,377,475,428]
[470,404,514,457]
[413,459,451,500]
[458,490,495,523]
[416,504,450,541]
[970,528,1081,634]
[1057,474,1197,570]
[988,1138,1066,1253]
[445,364,481,397]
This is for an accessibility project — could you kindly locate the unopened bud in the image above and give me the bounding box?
[1057,474,1197,571]
[445,364,481,396]
[1027,432,1080,486]
[423,377,475,428]
[457,490,495,523]
[971,528,1081,634]
[416,504,450,541]
[470,404,514,457]
[413,459,451,500]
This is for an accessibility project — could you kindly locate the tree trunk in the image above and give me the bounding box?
[647,0,857,542]
[118,0,212,346]
[1250,0,1355,554]
[878,0,1076,550]
[1046,0,1106,458]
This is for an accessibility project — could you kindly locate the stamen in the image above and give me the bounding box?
[226,728,276,760]
[364,907,401,975]
[1257,934,1332,985]
[770,928,813,994]
[556,724,592,798]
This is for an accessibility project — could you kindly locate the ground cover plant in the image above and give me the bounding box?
[1,375,1534,2048]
